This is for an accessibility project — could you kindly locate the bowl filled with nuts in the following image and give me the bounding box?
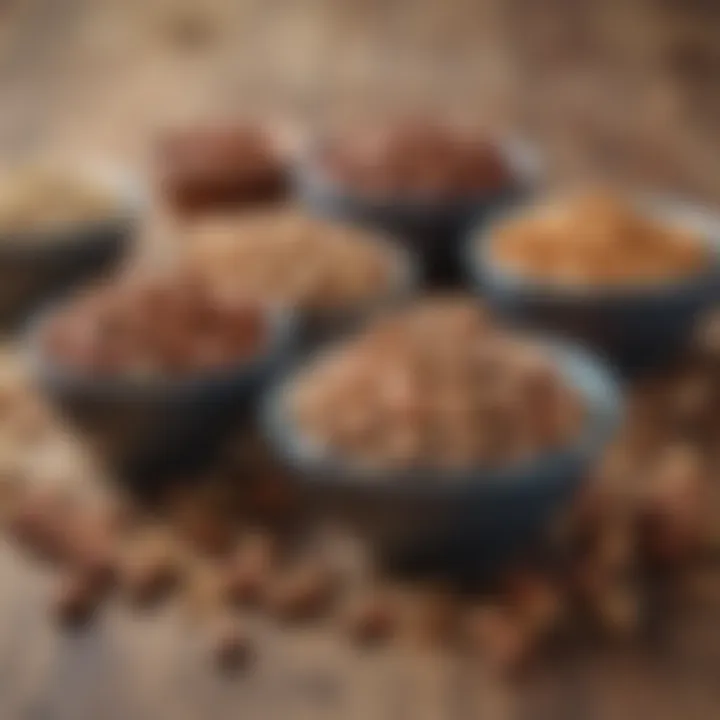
[294,119,536,287]
[28,271,296,490]
[184,210,418,348]
[469,192,720,374]
[0,164,142,328]
[262,297,621,578]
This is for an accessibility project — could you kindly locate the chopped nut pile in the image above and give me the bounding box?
[289,298,584,470]
[319,119,513,200]
[490,192,710,286]
[0,167,121,237]
[40,272,269,377]
[156,123,287,214]
[186,211,403,312]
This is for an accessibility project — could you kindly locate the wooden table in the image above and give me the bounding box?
[2,1,720,718]
[0,539,719,720]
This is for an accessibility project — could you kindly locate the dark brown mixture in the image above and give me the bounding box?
[40,273,268,377]
[319,120,513,201]
[156,124,287,214]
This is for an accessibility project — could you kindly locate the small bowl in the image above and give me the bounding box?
[0,166,143,330]
[467,197,720,375]
[262,337,621,580]
[293,138,538,288]
[28,303,296,495]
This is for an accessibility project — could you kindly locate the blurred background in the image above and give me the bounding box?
[2,0,719,199]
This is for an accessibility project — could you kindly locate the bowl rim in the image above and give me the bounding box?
[261,332,623,496]
[0,162,147,258]
[467,193,720,302]
[25,295,297,401]
[293,134,541,217]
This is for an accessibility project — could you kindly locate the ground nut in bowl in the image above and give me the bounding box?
[29,272,295,491]
[294,119,537,286]
[185,210,418,347]
[468,192,720,374]
[0,164,141,328]
[263,298,621,578]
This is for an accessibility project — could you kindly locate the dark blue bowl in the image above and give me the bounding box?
[261,337,622,580]
[467,197,720,376]
[28,304,297,494]
[293,139,539,288]
[0,169,142,331]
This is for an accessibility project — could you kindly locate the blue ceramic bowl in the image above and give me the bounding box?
[467,197,720,376]
[0,168,143,331]
[293,139,539,288]
[261,337,622,579]
[28,303,296,493]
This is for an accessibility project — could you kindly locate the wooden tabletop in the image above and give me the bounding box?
[0,539,718,720]
[2,1,720,718]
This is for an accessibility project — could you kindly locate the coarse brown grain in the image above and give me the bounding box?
[490,192,709,286]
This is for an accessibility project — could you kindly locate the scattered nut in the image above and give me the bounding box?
[52,571,103,629]
[463,605,532,674]
[209,616,255,674]
[222,533,275,607]
[7,490,79,562]
[119,529,181,607]
[265,561,338,623]
[345,592,397,646]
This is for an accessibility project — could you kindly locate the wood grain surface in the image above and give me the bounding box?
[1,2,720,718]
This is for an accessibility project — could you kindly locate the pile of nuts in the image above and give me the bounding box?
[318,119,513,201]
[156,124,287,214]
[0,167,120,237]
[40,272,269,377]
[289,297,584,470]
[186,211,402,312]
[490,192,710,286]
